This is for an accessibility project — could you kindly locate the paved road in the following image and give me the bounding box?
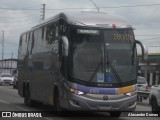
[0,86,159,120]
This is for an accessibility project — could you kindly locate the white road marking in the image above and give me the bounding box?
[44,118,54,120]
[0,98,30,111]
[0,99,10,104]
[14,106,29,111]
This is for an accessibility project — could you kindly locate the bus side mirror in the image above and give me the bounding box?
[135,40,148,61]
[61,36,69,56]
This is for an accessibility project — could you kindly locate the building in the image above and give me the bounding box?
[0,59,17,74]
[138,53,160,86]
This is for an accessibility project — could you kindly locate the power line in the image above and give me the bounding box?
[100,3,160,9]
[140,37,160,41]
[135,35,160,36]
[0,10,39,14]
[0,3,160,11]
[0,7,40,10]
[148,46,160,47]
[46,3,160,10]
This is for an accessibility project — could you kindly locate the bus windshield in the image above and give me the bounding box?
[70,28,102,81]
[104,30,136,84]
[70,28,136,85]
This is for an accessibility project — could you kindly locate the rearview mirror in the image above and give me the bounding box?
[135,40,148,61]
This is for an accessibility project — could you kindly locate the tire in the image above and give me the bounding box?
[24,87,27,105]
[110,112,121,117]
[16,82,18,89]
[151,97,160,114]
[54,89,62,115]
[24,87,34,107]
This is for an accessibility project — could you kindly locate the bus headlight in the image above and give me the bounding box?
[69,88,85,95]
[125,91,136,96]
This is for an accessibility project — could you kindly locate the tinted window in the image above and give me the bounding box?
[137,78,146,84]
[104,30,136,83]
[1,74,12,77]
[70,28,102,81]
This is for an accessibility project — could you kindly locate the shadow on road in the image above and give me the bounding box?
[14,102,130,119]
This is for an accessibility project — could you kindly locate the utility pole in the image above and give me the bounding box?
[10,52,13,74]
[89,0,100,12]
[1,30,4,73]
[41,4,45,21]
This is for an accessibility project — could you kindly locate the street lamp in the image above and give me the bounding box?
[89,0,100,12]
[0,30,4,73]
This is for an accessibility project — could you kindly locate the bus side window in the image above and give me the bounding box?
[59,19,67,36]
[46,24,57,44]
[59,38,68,77]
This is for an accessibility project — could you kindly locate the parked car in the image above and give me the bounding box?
[0,73,14,85]
[149,85,160,114]
[137,76,150,100]
[137,76,148,91]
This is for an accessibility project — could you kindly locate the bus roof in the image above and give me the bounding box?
[22,12,132,34]
[64,12,131,28]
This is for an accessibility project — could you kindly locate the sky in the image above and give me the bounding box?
[0,0,160,59]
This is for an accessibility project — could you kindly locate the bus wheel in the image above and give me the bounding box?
[151,98,159,114]
[24,87,34,107]
[54,90,62,113]
[110,112,121,117]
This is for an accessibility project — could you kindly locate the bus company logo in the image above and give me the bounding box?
[2,112,11,117]
[103,95,109,101]
[1,112,42,118]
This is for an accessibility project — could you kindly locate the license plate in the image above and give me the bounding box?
[4,82,10,85]
[97,105,111,110]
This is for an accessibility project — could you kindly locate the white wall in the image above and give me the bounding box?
[0,59,17,74]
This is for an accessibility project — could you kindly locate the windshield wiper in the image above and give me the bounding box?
[109,64,122,84]
[89,49,104,82]
[105,46,122,84]
[89,62,102,82]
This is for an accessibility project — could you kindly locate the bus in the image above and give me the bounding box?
[18,12,147,117]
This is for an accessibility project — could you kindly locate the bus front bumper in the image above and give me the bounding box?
[65,93,137,111]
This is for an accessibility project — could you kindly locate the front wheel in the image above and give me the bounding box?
[24,87,34,107]
[151,98,160,114]
[54,89,62,113]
